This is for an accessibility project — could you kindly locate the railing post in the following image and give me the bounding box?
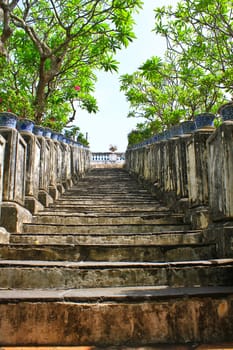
[60,142,73,189]
[0,128,32,232]
[71,144,80,183]
[48,138,61,200]
[0,134,9,242]
[207,121,233,220]
[35,135,54,207]
[150,142,161,192]
[53,138,66,196]
[19,131,44,214]
[168,134,193,211]
[206,121,233,257]
[186,127,215,228]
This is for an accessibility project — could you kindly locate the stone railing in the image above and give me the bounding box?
[0,118,91,237]
[125,119,233,257]
[92,152,125,162]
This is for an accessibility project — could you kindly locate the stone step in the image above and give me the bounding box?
[0,286,233,345]
[70,188,149,193]
[62,192,154,197]
[52,199,161,205]
[75,190,149,196]
[41,209,171,216]
[31,213,184,226]
[0,258,232,289]
[47,203,170,211]
[66,185,149,191]
[23,223,191,234]
[2,166,230,346]
[0,242,217,262]
[10,230,205,245]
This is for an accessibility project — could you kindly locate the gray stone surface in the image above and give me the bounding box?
[0,227,9,244]
[1,201,32,233]
[0,128,27,205]
[125,125,233,254]
[207,121,233,220]
[0,289,233,345]
[0,168,233,345]
[0,127,90,232]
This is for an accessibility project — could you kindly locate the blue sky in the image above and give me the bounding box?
[76,1,176,152]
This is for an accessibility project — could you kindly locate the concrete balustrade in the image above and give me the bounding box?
[20,131,44,213]
[207,121,233,219]
[0,134,9,243]
[37,135,54,207]
[48,138,62,200]
[125,123,233,234]
[0,126,91,234]
[0,128,32,233]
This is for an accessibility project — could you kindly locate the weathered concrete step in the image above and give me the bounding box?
[81,174,132,180]
[2,345,229,350]
[0,284,232,302]
[23,223,191,234]
[71,187,149,192]
[0,242,217,262]
[56,189,156,198]
[65,186,152,191]
[48,202,169,209]
[68,186,149,192]
[54,199,160,205]
[48,203,169,211]
[74,188,148,193]
[41,209,171,216]
[10,230,204,245]
[31,213,184,226]
[0,259,232,289]
[0,286,233,345]
[78,180,137,186]
[65,189,151,195]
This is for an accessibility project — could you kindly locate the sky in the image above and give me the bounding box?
[75,1,177,152]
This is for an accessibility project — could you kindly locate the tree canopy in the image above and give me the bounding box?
[121,0,231,146]
[120,54,225,139]
[0,0,143,130]
[154,0,233,95]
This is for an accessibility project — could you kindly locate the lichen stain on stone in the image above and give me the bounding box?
[217,301,228,318]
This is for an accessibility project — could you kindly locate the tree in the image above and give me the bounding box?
[120,56,184,129]
[120,54,224,136]
[0,0,143,127]
[121,0,230,146]
[154,0,233,96]
[127,121,160,147]
[0,0,19,57]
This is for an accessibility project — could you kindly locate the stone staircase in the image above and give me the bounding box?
[0,168,233,346]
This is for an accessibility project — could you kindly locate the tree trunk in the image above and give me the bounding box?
[34,55,62,124]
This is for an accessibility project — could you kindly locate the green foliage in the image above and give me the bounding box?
[120,54,225,141]
[121,0,231,146]
[127,120,161,147]
[64,126,80,139]
[0,0,143,129]
[64,126,89,146]
[154,0,233,94]
[77,132,89,147]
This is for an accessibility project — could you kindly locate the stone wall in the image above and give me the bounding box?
[125,122,233,257]
[0,127,91,235]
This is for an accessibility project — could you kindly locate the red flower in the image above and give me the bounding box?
[0,98,3,103]
[74,85,81,91]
